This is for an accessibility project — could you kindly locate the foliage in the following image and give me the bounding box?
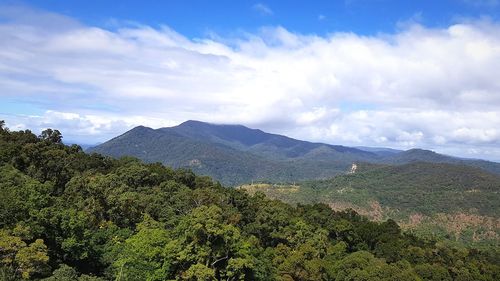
[241,162,500,246]
[0,121,499,280]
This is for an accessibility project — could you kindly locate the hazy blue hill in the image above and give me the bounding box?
[89,120,500,185]
[89,125,278,185]
[355,146,403,157]
[89,122,368,185]
[381,148,500,175]
[383,148,454,164]
[167,120,375,160]
[166,120,275,147]
[90,121,383,185]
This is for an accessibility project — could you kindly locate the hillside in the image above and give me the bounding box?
[1,123,499,280]
[168,120,375,159]
[89,121,500,185]
[89,121,380,185]
[382,149,500,175]
[241,162,500,246]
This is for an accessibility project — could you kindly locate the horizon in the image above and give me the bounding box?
[1,1,500,161]
[59,119,498,163]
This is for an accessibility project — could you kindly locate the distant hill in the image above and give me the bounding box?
[382,148,500,174]
[355,146,402,157]
[89,120,500,185]
[308,162,500,217]
[241,162,500,246]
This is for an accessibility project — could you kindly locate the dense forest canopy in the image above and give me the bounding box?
[0,122,499,280]
[240,162,500,247]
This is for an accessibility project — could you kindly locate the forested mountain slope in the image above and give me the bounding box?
[382,149,500,175]
[89,121,380,185]
[1,121,499,280]
[89,120,500,185]
[241,162,500,246]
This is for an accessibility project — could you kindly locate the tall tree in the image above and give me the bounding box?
[39,129,63,143]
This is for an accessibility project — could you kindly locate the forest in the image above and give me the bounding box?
[1,121,499,280]
[240,161,500,247]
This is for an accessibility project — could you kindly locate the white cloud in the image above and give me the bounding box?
[1,6,500,160]
[1,110,176,144]
[253,3,273,16]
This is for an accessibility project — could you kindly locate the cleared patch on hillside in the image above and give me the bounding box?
[240,176,500,247]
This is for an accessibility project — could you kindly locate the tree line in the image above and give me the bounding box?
[0,121,499,280]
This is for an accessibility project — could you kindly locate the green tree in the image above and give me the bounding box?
[414,263,452,281]
[0,120,6,132]
[39,129,63,144]
[42,264,79,280]
[0,231,50,279]
[181,263,216,280]
[16,239,50,279]
[113,216,170,281]
[164,205,258,280]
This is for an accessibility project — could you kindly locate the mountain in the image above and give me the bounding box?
[167,120,374,158]
[89,120,500,185]
[157,120,378,162]
[89,121,380,185]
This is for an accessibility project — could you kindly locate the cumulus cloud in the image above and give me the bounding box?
[3,110,177,144]
[1,6,500,160]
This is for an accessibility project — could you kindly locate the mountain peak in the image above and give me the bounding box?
[116,125,157,140]
[170,120,271,147]
[405,148,435,153]
[178,120,209,127]
[177,120,250,129]
[132,125,152,130]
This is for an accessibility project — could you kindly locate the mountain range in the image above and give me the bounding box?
[88,120,500,185]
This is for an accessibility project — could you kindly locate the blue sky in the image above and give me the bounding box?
[1,0,500,161]
[11,0,500,37]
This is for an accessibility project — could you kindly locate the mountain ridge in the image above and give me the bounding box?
[89,120,500,185]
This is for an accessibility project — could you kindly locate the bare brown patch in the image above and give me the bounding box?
[327,200,386,221]
[434,213,500,241]
[239,183,299,195]
[399,213,426,229]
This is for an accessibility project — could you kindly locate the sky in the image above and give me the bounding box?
[1,0,500,161]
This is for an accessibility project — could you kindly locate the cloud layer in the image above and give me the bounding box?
[1,6,500,160]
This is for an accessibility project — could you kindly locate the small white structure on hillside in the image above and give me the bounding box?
[349,163,357,174]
